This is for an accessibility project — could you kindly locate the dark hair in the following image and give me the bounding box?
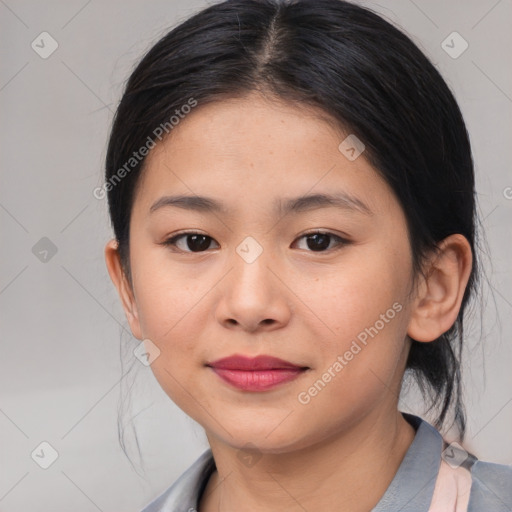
[105,0,482,451]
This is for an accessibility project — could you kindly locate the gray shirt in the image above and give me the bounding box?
[140,414,512,511]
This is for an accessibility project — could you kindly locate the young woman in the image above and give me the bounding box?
[102,0,512,510]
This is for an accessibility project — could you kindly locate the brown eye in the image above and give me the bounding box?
[293,231,349,252]
[163,232,219,252]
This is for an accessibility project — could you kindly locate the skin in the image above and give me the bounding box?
[105,92,472,512]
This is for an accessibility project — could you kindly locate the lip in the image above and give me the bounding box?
[207,354,304,370]
[206,354,309,391]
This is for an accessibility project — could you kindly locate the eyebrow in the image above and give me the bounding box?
[149,192,373,217]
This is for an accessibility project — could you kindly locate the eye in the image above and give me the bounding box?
[161,230,349,254]
[292,231,349,252]
[162,231,219,253]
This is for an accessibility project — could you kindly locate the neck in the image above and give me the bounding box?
[199,409,416,512]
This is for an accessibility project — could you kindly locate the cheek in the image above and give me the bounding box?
[301,252,409,347]
[295,244,412,398]
[130,247,210,341]
[131,265,210,412]
[295,297,409,429]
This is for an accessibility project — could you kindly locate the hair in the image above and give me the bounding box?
[105,0,483,459]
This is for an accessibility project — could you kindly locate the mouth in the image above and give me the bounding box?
[206,354,309,391]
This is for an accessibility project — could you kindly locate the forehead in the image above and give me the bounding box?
[132,94,397,219]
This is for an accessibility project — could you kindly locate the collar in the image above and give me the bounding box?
[372,412,443,511]
[141,413,446,511]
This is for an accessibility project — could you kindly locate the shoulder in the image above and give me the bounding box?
[468,459,512,511]
[384,413,512,512]
[428,456,512,512]
[139,449,215,512]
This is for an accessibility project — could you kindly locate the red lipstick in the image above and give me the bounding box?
[206,355,308,391]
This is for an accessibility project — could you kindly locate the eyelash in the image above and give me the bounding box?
[161,230,350,254]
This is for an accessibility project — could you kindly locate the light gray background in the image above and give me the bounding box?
[1,0,511,510]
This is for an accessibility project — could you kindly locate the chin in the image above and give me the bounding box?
[206,418,313,454]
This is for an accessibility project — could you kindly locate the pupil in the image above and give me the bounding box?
[307,233,330,251]
[188,234,210,252]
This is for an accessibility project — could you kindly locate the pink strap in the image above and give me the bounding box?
[428,459,472,511]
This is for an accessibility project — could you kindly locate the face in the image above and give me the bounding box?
[109,93,418,453]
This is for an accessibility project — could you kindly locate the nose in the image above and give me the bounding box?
[214,243,292,333]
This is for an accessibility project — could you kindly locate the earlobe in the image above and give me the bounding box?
[104,239,143,340]
[406,234,473,343]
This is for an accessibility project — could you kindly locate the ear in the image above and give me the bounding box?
[104,239,143,340]
[407,234,473,343]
